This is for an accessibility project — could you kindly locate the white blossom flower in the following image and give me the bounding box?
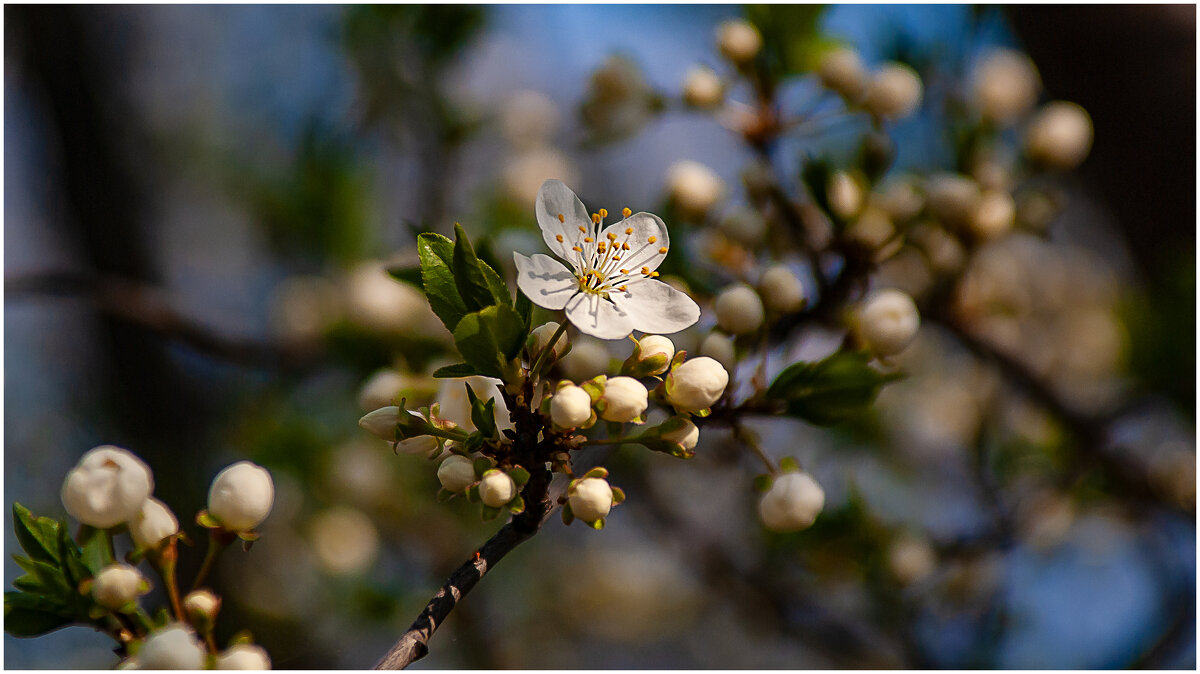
[1025,101,1093,169]
[682,65,724,109]
[716,19,762,63]
[93,564,148,609]
[759,471,825,532]
[437,455,478,493]
[217,644,272,670]
[61,446,154,529]
[479,470,516,508]
[515,180,700,340]
[208,461,274,532]
[138,624,206,670]
[864,63,923,120]
[129,498,179,550]
[818,46,868,99]
[568,477,614,522]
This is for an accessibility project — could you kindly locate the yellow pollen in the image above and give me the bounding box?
[622,242,631,250]
[557,213,565,223]
[625,227,633,235]
[599,208,608,218]
[584,237,593,243]
[607,232,617,240]
[555,234,564,242]
[579,226,587,233]
[622,207,632,218]
[613,255,621,261]
[619,285,628,291]
[658,247,668,254]
[650,271,659,277]
[620,269,629,274]
[591,213,601,223]
[572,246,582,252]
[647,236,657,243]
[641,266,650,274]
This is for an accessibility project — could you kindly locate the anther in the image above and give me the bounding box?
[658,247,668,254]
[607,232,617,240]
[557,213,565,223]
[584,237,593,243]
[641,266,651,274]
[579,226,587,232]
[622,207,632,218]
[555,234,564,242]
[591,213,601,224]
[619,285,628,291]
[622,242,631,250]
[620,269,630,274]
[572,246,583,252]
[625,227,633,235]
[650,271,659,277]
[599,208,608,218]
[647,236,657,243]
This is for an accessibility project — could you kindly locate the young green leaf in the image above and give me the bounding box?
[12,504,62,565]
[766,350,902,426]
[418,232,469,332]
[452,223,500,312]
[4,593,74,637]
[452,305,526,379]
[432,363,485,379]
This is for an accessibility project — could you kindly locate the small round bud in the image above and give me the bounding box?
[857,288,920,356]
[1025,101,1093,169]
[714,284,765,335]
[569,477,614,522]
[561,339,610,381]
[358,406,402,440]
[93,564,147,610]
[138,625,206,670]
[551,384,594,429]
[716,19,762,63]
[876,177,925,223]
[600,376,649,423]
[699,332,736,373]
[636,335,675,375]
[817,46,867,99]
[826,171,864,220]
[846,206,896,251]
[216,644,272,670]
[479,470,517,508]
[758,265,806,314]
[666,356,730,412]
[208,461,275,532]
[437,455,478,493]
[183,590,221,628]
[682,65,724,109]
[970,48,1040,125]
[61,446,154,529]
[661,418,700,452]
[758,472,825,532]
[718,205,767,246]
[925,172,982,227]
[970,190,1016,239]
[129,498,179,550]
[531,322,569,362]
[864,63,923,120]
[667,160,724,216]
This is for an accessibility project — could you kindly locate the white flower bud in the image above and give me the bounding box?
[970,190,1016,239]
[531,321,569,362]
[138,625,206,670]
[864,63,923,120]
[217,644,272,670]
[183,590,220,627]
[208,461,274,532]
[683,65,724,109]
[818,46,867,99]
[500,89,560,150]
[970,48,1040,125]
[666,356,730,412]
[661,418,700,451]
[667,160,724,216]
[699,332,737,373]
[857,288,920,356]
[129,498,179,550]
[925,172,982,226]
[551,384,594,429]
[826,171,863,220]
[636,335,675,375]
[718,205,767,246]
[561,338,611,381]
[358,406,402,440]
[479,470,516,508]
[714,284,765,335]
[1025,101,1093,169]
[310,506,379,576]
[846,206,896,251]
[758,472,825,532]
[93,564,147,609]
[437,455,478,493]
[599,376,648,423]
[716,19,762,63]
[759,265,806,314]
[569,477,614,522]
[61,446,154,529]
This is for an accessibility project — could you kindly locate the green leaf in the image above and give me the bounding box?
[452,305,526,379]
[432,363,485,378]
[514,290,533,333]
[800,157,837,226]
[4,593,73,637]
[12,504,61,565]
[418,232,469,332]
[386,264,423,288]
[57,525,92,585]
[752,474,773,493]
[472,458,493,479]
[561,502,575,525]
[766,350,903,426]
[465,383,498,440]
[453,223,499,312]
[480,506,501,522]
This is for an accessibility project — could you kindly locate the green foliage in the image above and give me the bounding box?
[432,363,487,379]
[766,351,903,426]
[452,305,526,380]
[745,5,828,80]
[465,382,499,440]
[418,232,470,333]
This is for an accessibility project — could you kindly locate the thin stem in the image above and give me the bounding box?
[733,423,777,475]
[529,321,568,380]
[150,542,186,622]
[191,532,231,592]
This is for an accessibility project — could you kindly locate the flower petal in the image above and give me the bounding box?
[609,278,701,335]
[601,212,670,274]
[565,292,635,340]
[536,179,591,266]
[514,252,579,310]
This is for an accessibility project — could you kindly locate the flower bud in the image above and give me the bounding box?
[864,63,923,120]
[970,190,1016,239]
[714,284,765,335]
[561,338,610,381]
[551,384,594,429]
[826,171,864,220]
[358,406,402,440]
[310,506,379,576]
[846,206,896,252]
[699,332,736,373]
[925,172,982,227]
[138,625,206,670]
[93,564,148,610]
[857,288,920,356]
[758,265,806,314]
[717,19,762,64]
[208,461,275,532]
[569,477,614,523]
[667,160,724,216]
[666,356,730,412]
[661,418,700,452]
[479,470,517,508]
[1025,101,1093,169]
[817,46,867,99]
[437,455,478,493]
[876,177,924,223]
[129,497,179,550]
[718,205,767,246]
[627,335,675,376]
[61,446,154,529]
[599,376,649,423]
[530,321,569,362]
[682,65,724,109]
[758,472,825,532]
[970,48,1040,125]
[216,644,272,670]
[183,590,221,631]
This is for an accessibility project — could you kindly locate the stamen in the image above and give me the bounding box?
[641,266,650,274]
[620,269,629,274]
[557,213,565,223]
[622,242,631,250]
[599,208,608,218]
[658,247,668,254]
[622,207,632,218]
[619,285,627,291]
[650,271,659,277]
[572,246,582,252]
[579,226,587,233]
[556,234,564,242]
[647,236,657,244]
[591,213,601,224]
[607,232,617,240]
[625,227,633,235]
[584,237,593,243]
